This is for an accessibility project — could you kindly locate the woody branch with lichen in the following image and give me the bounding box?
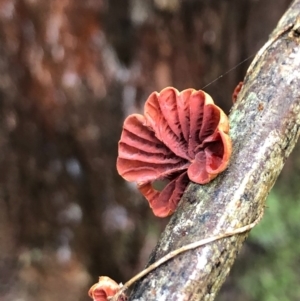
[89,1,300,300]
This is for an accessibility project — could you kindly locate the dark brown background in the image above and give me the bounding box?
[0,0,298,300]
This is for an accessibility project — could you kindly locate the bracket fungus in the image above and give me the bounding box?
[117,87,232,217]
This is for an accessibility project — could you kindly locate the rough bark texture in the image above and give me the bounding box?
[129,2,300,300]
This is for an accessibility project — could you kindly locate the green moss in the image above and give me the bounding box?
[238,190,300,301]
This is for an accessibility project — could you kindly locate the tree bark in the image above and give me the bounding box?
[128,1,300,300]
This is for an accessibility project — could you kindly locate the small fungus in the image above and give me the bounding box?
[117,87,232,217]
[88,276,126,301]
[232,81,243,103]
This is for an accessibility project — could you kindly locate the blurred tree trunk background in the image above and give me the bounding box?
[0,0,298,301]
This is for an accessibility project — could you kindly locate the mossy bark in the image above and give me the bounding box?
[128,1,300,300]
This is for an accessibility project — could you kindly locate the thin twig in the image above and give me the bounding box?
[111,210,264,301]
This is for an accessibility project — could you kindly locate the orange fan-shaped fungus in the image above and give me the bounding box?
[117,87,232,217]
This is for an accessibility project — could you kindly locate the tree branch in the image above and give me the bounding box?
[128,1,300,300]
